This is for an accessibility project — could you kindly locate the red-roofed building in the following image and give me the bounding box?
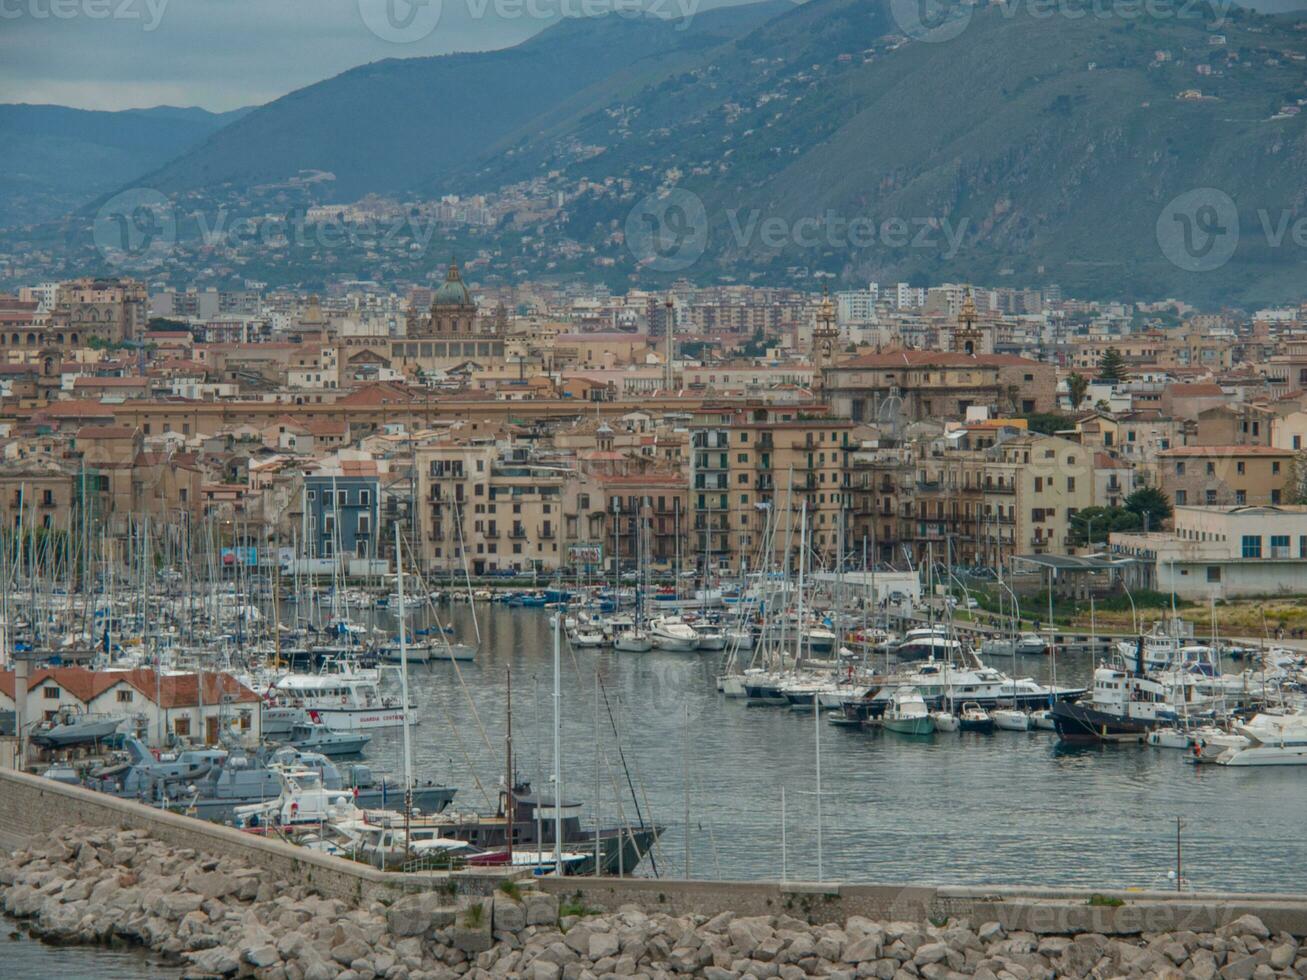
[0,666,259,747]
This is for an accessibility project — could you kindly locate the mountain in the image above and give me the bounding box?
[140,3,791,202]
[10,0,1307,305]
[453,0,1307,304]
[0,104,250,228]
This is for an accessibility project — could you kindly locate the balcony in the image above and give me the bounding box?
[483,528,499,539]
[538,525,555,539]
[758,433,773,449]
[509,526,527,539]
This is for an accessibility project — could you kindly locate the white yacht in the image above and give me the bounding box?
[266,664,415,731]
[896,626,964,661]
[1204,712,1307,766]
[650,616,700,652]
[695,623,728,652]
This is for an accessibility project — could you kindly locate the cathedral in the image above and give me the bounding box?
[393,260,507,372]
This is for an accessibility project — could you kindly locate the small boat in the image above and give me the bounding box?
[882,688,935,736]
[286,715,372,757]
[930,711,960,733]
[1147,726,1193,750]
[1015,633,1048,655]
[569,627,606,649]
[695,623,728,652]
[1030,709,1056,731]
[1203,712,1307,766]
[650,616,699,652]
[959,702,995,734]
[613,629,652,653]
[992,708,1030,732]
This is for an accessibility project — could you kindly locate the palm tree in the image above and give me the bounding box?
[1066,372,1090,410]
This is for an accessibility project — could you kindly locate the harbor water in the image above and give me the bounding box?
[356,602,1307,894]
[3,920,179,977]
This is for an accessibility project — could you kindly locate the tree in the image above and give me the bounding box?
[1066,372,1090,410]
[1068,506,1141,547]
[1022,412,1075,435]
[1124,486,1172,530]
[1097,347,1128,383]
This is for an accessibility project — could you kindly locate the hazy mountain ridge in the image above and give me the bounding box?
[0,104,250,228]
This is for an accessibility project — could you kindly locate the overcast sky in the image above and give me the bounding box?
[4,0,1302,114]
[0,0,661,112]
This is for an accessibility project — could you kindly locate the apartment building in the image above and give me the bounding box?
[1154,446,1293,509]
[689,407,854,573]
[416,444,569,575]
[908,433,1096,567]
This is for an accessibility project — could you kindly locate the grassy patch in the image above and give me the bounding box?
[497,880,523,902]
[1087,894,1124,908]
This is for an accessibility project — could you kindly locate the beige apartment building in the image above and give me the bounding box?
[909,433,1096,568]
[415,443,569,575]
[689,407,855,573]
[1154,446,1293,510]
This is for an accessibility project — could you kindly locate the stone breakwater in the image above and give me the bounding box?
[4,826,1307,980]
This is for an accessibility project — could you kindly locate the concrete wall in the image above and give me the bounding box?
[5,767,1307,936]
[0,767,505,904]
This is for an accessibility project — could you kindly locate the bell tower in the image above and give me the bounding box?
[811,285,838,396]
[953,287,983,356]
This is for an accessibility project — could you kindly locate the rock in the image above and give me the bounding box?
[166,892,206,918]
[588,932,620,961]
[492,894,526,934]
[912,942,948,966]
[1221,953,1260,980]
[1221,916,1271,941]
[843,935,884,964]
[189,946,242,976]
[245,944,282,969]
[1269,943,1296,970]
[524,894,560,926]
[529,962,561,980]
[333,939,372,966]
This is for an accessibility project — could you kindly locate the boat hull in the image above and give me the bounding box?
[883,716,936,736]
[1052,701,1153,744]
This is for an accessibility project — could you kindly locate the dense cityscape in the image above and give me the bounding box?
[5,0,1307,977]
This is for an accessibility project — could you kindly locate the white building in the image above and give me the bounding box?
[0,667,261,749]
[1111,505,1307,599]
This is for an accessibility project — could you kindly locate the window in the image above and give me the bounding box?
[1296,436,1303,450]
[1272,490,1282,505]
[359,489,371,507]
[1034,477,1043,492]
[174,718,190,737]
[116,690,132,703]
[1175,462,1186,476]
[43,686,60,700]
[337,490,348,508]
[1205,489,1216,505]
[357,513,371,535]
[1273,461,1281,475]
[1235,491,1246,505]
[1241,535,1261,559]
[1206,462,1215,475]
[1206,567,1221,583]
[1271,535,1290,558]
[1236,462,1245,475]
[1175,490,1187,505]
[1067,477,1076,492]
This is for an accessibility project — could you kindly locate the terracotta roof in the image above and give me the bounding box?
[37,400,115,419]
[0,667,257,707]
[1167,383,1224,396]
[77,425,138,439]
[836,350,1042,369]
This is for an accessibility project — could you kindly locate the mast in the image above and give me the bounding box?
[505,666,513,867]
[552,606,563,873]
[394,525,414,860]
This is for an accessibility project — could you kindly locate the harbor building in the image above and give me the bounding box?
[1111,504,1307,599]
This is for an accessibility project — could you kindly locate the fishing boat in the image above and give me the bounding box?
[266,661,415,732]
[1052,643,1178,744]
[882,689,935,736]
[958,702,995,733]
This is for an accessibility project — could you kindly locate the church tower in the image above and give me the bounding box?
[811,286,838,397]
[953,287,984,356]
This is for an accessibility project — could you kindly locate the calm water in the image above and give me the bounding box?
[358,603,1307,894]
[2,922,178,977]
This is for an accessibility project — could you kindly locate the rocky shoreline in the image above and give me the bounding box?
[3,825,1307,979]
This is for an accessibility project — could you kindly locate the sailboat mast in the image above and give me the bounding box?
[394,525,414,859]
[552,607,563,873]
[505,666,513,866]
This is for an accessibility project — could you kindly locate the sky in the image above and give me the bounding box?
[0,0,704,112]
[4,0,1303,114]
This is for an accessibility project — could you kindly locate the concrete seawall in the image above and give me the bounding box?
[4,767,1307,938]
